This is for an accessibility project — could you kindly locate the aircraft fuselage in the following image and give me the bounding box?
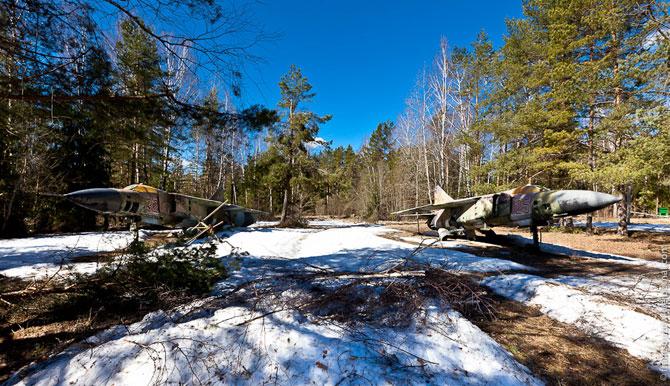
[65,184,256,228]
[426,187,620,240]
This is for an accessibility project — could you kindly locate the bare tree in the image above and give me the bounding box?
[429,37,455,191]
[161,43,198,189]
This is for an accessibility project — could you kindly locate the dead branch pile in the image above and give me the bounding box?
[216,265,494,329]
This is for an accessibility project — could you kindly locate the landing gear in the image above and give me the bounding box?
[130,220,140,242]
[530,224,540,249]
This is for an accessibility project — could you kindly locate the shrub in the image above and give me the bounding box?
[67,242,227,312]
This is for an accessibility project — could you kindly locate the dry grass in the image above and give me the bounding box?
[0,240,226,382]
[385,221,669,384]
[387,220,668,268]
[471,296,666,385]
[220,263,494,329]
[497,226,669,262]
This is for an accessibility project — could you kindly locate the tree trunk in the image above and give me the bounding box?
[419,70,432,204]
[378,164,382,216]
[586,97,596,234]
[617,184,631,236]
[280,188,289,224]
[134,143,143,184]
[160,126,172,190]
[229,154,237,204]
[422,130,432,203]
[414,159,420,208]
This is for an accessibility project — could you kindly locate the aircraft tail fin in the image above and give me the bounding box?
[209,186,226,202]
[433,185,453,205]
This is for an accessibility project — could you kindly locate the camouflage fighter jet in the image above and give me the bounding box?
[63,184,264,230]
[393,185,621,246]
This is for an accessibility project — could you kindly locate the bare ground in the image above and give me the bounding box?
[471,295,666,386]
[500,226,669,262]
[0,277,151,382]
[0,231,184,382]
[384,222,670,385]
[2,222,668,384]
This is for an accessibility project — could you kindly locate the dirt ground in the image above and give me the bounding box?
[499,226,669,262]
[0,232,182,382]
[384,221,669,385]
[2,221,668,384]
[471,295,666,386]
[385,220,670,263]
[0,276,152,382]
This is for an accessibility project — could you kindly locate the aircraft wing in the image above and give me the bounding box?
[220,204,268,215]
[397,213,435,219]
[392,196,481,215]
[187,196,268,215]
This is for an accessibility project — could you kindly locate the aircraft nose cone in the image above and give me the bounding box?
[552,190,621,216]
[65,188,122,213]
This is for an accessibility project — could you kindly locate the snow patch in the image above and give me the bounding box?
[554,275,669,323]
[575,221,670,234]
[507,234,669,270]
[7,221,545,385]
[482,273,670,376]
[214,224,534,286]
[0,231,138,279]
[11,305,542,386]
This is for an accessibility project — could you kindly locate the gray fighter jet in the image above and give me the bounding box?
[393,185,620,246]
[64,184,264,229]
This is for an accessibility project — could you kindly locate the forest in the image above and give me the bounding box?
[1,0,668,237]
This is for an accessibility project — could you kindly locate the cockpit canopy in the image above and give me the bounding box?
[123,183,159,193]
[507,184,550,195]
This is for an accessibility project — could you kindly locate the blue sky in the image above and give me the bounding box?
[237,0,523,149]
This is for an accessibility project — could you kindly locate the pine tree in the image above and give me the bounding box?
[273,65,331,225]
[114,18,168,186]
[361,121,395,219]
[578,0,667,234]
[46,45,116,232]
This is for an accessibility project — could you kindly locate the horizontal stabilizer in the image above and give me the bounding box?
[392,196,481,216]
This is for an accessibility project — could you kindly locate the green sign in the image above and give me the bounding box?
[659,207,669,216]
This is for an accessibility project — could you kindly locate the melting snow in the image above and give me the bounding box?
[212,224,533,293]
[482,273,670,376]
[6,221,543,385]
[554,275,670,323]
[10,305,542,386]
[0,231,138,279]
[575,221,670,234]
[9,220,667,383]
